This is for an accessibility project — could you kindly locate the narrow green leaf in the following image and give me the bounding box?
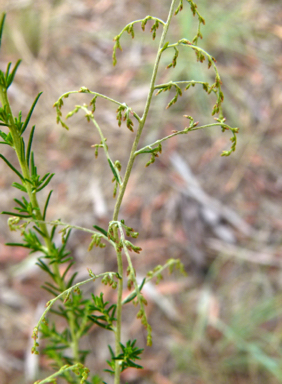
[62,261,75,281]
[33,225,46,238]
[50,225,57,241]
[14,198,26,209]
[108,159,119,183]
[0,154,24,180]
[2,211,31,218]
[0,13,6,49]
[36,258,55,278]
[0,131,7,140]
[36,173,55,192]
[104,369,114,375]
[21,92,42,134]
[43,190,53,220]
[22,196,29,206]
[87,316,113,330]
[58,256,72,264]
[93,225,108,237]
[5,242,29,247]
[24,178,33,185]
[20,137,25,162]
[61,228,72,249]
[43,344,69,352]
[122,278,146,304]
[30,151,37,177]
[126,360,143,369]
[41,285,59,297]
[39,172,51,184]
[26,125,35,168]
[12,182,27,192]
[7,59,21,89]
[5,62,11,81]
[108,345,115,359]
[66,272,78,288]
[43,281,62,293]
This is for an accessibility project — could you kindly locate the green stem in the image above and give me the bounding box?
[112,1,178,383]
[114,248,123,383]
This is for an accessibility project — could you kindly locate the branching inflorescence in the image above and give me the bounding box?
[0,1,238,383]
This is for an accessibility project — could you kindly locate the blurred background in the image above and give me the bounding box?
[0,0,282,383]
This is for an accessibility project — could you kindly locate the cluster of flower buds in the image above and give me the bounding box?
[116,104,134,132]
[31,326,39,355]
[102,272,119,289]
[88,233,106,251]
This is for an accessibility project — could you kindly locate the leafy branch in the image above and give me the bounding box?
[174,0,206,45]
[54,87,141,130]
[163,40,225,114]
[106,340,144,375]
[31,271,120,354]
[112,16,166,65]
[135,115,238,159]
[33,363,90,384]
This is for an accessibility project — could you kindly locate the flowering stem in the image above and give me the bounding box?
[112,1,178,383]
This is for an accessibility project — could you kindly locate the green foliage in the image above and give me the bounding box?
[0,2,238,383]
[87,293,117,331]
[105,340,144,374]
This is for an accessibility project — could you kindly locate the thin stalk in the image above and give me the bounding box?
[112,1,178,383]
[80,107,122,185]
[57,89,141,123]
[114,248,123,383]
[23,218,115,246]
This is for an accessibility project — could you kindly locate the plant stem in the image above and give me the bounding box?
[114,248,123,384]
[112,1,177,383]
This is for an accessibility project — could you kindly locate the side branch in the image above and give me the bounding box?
[112,15,167,65]
[31,272,120,354]
[18,218,115,246]
[33,363,89,384]
[135,118,238,158]
[122,258,185,305]
[54,88,141,129]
